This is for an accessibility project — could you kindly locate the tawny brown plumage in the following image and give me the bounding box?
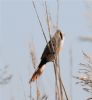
[29,30,64,83]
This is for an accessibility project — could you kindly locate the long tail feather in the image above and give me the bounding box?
[29,64,45,83]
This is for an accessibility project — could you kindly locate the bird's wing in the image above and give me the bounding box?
[41,38,56,61]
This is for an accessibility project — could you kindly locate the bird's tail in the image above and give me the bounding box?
[29,63,45,83]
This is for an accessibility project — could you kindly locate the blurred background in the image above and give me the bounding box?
[0,0,92,100]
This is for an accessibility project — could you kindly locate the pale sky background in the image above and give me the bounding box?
[0,0,92,100]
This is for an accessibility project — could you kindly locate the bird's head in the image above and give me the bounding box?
[56,30,63,40]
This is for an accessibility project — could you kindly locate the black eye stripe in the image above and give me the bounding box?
[60,32,63,39]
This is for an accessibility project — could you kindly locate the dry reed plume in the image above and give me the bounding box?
[74,52,92,100]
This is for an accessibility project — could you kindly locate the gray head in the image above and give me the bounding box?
[56,30,63,40]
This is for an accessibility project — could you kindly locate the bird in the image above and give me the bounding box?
[29,30,64,83]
